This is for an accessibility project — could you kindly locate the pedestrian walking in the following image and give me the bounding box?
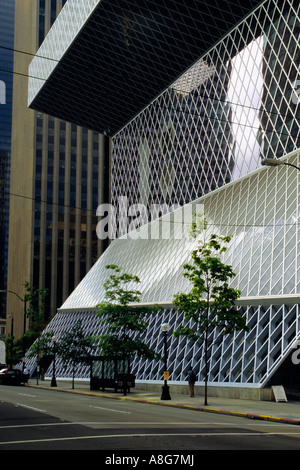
[23,366,29,384]
[187,366,196,397]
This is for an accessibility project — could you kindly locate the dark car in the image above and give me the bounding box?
[0,368,23,385]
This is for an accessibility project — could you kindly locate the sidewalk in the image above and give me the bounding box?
[27,379,300,426]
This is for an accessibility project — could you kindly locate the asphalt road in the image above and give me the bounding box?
[1,385,300,453]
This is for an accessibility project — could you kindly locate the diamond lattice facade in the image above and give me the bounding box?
[27,0,300,395]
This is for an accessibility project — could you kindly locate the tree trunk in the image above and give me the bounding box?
[204,328,208,406]
[122,357,127,396]
[72,365,75,389]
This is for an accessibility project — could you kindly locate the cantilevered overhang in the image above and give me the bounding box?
[28,0,263,136]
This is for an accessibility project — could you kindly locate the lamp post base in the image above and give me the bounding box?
[161,384,171,400]
[51,377,57,387]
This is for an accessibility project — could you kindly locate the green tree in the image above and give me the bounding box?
[59,321,96,389]
[96,264,159,395]
[13,283,49,362]
[5,335,22,367]
[24,281,48,334]
[26,331,55,380]
[26,331,54,359]
[173,233,249,405]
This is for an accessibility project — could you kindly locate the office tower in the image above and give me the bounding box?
[0,0,15,317]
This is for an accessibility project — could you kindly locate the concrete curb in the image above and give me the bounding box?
[27,384,300,426]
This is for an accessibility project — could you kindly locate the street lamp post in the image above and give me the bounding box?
[261,158,300,172]
[51,335,58,387]
[7,315,14,368]
[7,315,13,336]
[160,322,171,400]
[0,289,27,369]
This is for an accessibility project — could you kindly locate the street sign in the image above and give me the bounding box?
[163,371,169,380]
[272,385,288,402]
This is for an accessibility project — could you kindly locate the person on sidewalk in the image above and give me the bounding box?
[22,366,29,385]
[187,366,197,397]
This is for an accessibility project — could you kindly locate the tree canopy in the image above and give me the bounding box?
[173,233,249,404]
[96,264,159,362]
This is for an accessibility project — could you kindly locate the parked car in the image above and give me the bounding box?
[0,368,23,385]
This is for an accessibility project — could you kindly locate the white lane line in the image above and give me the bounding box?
[1,420,298,429]
[2,431,300,446]
[0,422,78,429]
[16,403,46,413]
[0,421,261,429]
[89,405,131,414]
[18,393,36,398]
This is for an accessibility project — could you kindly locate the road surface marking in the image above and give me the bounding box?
[2,430,300,445]
[18,393,36,398]
[16,403,46,413]
[0,420,296,429]
[89,405,131,414]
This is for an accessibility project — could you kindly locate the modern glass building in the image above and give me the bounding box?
[26,0,300,398]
